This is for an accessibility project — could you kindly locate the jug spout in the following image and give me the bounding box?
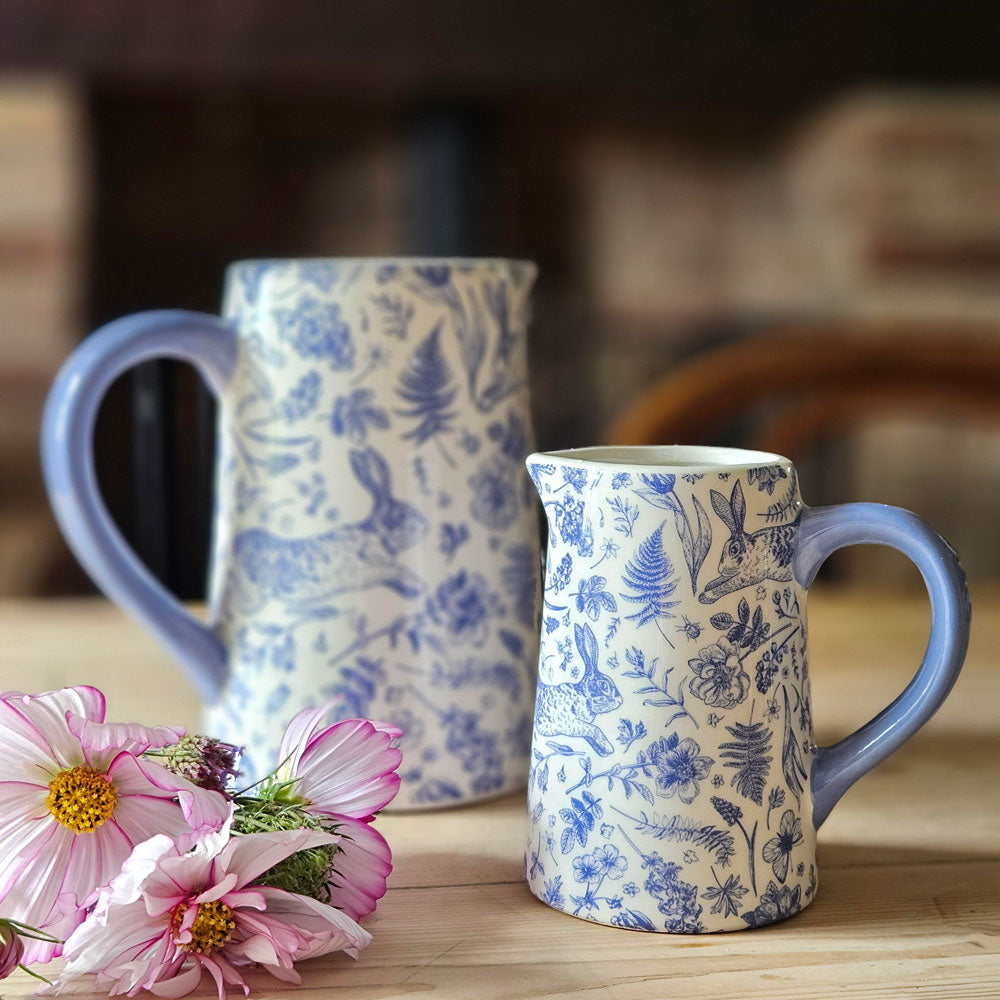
[527,452,600,560]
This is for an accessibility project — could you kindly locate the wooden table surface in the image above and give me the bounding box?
[1,589,998,999]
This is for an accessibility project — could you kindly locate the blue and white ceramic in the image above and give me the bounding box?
[42,258,542,810]
[524,445,970,931]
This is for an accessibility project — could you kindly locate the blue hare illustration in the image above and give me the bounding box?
[698,479,798,604]
[534,622,622,756]
[227,446,428,613]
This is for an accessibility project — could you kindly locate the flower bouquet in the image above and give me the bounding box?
[0,686,401,996]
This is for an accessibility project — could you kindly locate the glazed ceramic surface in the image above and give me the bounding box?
[42,258,542,810]
[524,446,969,932]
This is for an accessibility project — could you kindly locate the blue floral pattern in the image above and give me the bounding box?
[526,453,816,931]
[209,259,540,809]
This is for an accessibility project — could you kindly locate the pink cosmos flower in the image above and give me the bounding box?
[272,703,402,921]
[53,826,371,999]
[0,686,230,960]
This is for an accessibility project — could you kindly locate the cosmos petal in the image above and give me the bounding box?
[293,719,402,819]
[1,687,104,768]
[325,816,392,921]
[69,714,185,760]
[256,886,371,960]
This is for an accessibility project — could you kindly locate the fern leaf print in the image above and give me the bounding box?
[620,522,680,635]
[719,721,772,806]
[781,685,808,806]
[395,322,459,464]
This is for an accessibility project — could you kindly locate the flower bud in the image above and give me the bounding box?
[0,923,25,979]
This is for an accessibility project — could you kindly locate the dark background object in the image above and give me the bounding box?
[2,0,998,596]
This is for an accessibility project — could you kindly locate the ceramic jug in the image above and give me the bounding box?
[524,445,969,931]
[42,258,542,809]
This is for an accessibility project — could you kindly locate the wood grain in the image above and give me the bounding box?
[0,588,998,998]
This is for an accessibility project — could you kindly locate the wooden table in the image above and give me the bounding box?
[1,589,998,999]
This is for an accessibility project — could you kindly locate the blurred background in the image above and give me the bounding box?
[1,0,999,599]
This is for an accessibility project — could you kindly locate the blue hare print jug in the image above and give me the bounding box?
[525,446,969,931]
[42,258,542,810]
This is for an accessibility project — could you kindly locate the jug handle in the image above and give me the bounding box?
[793,503,971,828]
[41,310,238,703]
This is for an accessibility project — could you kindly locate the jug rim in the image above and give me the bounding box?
[227,256,536,271]
[528,444,792,473]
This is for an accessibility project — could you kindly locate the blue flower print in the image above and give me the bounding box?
[278,370,321,422]
[439,522,470,561]
[641,852,703,933]
[623,882,639,896]
[634,473,680,512]
[648,733,714,803]
[331,388,390,442]
[571,575,618,621]
[469,459,520,531]
[277,297,355,368]
[543,616,560,635]
[527,462,555,491]
[741,880,802,928]
[427,571,494,646]
[414,264,451,286]
[761,809,803,882]
[688,639,751,710]
[558,466,588,494]
[550,552,573,594]
[611,472,632,490]
[573,852,603,886]
[748,464,788,495]
[591,844,628,880]
[554,499,594,557]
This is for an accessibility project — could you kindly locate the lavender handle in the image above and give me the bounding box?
[794,503,971,828]
[41,310,238,703]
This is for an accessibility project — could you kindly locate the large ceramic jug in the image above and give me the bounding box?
[42,258,542,809]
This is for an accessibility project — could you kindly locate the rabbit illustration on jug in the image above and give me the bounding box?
[698,479,799,604]
[533,622,623,756]
[226,446,428,614]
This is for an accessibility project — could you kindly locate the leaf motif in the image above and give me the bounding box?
[781,685,808,806]
[395,323,458,445]
[620,522,680,627]
[738,598,750,624]
[719,721,772,806]
[627,811,736,866]
[710,613,735,629]
[690,494,712,588]
[762,469,799,524]
[560,826,575,855]
[634,487,680,513]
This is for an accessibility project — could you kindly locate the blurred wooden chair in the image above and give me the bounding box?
[603,323,1000,458]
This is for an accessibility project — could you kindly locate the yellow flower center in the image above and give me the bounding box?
[172,901,236,955]
[46,766,117,833]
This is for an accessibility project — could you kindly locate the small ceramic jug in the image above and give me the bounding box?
[42,258,542,809]
[524,445,969,931]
